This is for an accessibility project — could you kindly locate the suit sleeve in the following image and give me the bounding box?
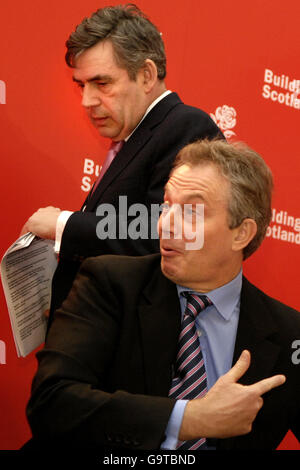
[27,258,175,450]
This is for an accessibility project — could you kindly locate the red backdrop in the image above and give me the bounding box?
[0,0,299,450]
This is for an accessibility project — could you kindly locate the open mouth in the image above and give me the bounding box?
[160,245,181,256]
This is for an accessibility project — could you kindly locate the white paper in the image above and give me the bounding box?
[1,233,58,357]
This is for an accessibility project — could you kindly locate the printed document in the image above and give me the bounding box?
[1,233,57,357]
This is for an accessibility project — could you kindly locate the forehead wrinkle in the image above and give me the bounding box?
[73,68,114,81]
[165,167,229,206]
[166,172,211,197]
[73,42,119,82]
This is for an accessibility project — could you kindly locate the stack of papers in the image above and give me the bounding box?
[1,234,57,357]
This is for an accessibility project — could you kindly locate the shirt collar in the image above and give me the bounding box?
[176,269,243,321]
[125,90,172,141]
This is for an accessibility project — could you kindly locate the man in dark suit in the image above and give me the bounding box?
[26,139,300,450]
[20,5,222,324]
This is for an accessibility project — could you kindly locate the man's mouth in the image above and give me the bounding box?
[160,244,182,257]
[91,115,109,124]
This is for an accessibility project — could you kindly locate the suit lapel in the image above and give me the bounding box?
[85,93,182,211]
[219,277,282,450]
[138,274,283,448]
[138,265,181,397]
[232,277,281,384]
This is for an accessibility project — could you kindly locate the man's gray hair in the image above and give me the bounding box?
[65,4,166,81]
[173,138,274,259]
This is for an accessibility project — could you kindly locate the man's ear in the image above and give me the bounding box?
[140,59,158,93]
[232,218,257,252]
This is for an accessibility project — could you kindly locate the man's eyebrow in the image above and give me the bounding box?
[72,75,112,83]
[181,192,206,202]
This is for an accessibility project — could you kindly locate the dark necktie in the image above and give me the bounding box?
[169,292,212,450]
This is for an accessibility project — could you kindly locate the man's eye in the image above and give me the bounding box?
[161,202,170,213]
[183,205,204,222]
[182,204,193,214]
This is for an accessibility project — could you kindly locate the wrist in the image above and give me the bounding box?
[179,400,206,441]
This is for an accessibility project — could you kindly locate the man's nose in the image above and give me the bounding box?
[159,205,182,239]
[81,84,101,108]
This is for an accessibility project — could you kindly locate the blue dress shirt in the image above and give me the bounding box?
[161,270,243,450]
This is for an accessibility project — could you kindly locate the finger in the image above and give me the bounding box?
[251,374,286,396]
[43,309,50,318]
[225,350,251,382]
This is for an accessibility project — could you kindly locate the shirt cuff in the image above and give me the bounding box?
[160,400,188,450]
[54,210,73,254]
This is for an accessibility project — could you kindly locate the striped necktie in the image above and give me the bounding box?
[169,292,212,450]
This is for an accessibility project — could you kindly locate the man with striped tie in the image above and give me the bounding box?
[26,139,300,451]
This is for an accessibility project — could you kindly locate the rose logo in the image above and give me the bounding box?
[210,105,237,139]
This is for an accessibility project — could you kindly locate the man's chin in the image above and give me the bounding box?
[96,128,119,139]
[92,122,121,140]
[160,257,180,283]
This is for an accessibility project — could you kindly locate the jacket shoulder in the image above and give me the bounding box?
[79,253,161,289]
[242,277,300,330]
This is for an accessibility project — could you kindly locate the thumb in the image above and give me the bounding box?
[225,350,251,383]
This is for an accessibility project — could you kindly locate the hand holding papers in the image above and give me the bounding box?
[1,233,57,357]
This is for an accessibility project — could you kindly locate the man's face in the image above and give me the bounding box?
[158,163,242,292]
[73,40,149,141]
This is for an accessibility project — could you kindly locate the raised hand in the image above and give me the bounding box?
[179,350,286,440]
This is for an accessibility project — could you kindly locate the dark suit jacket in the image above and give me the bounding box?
[27,254,300,450]
[49,92,222,326]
